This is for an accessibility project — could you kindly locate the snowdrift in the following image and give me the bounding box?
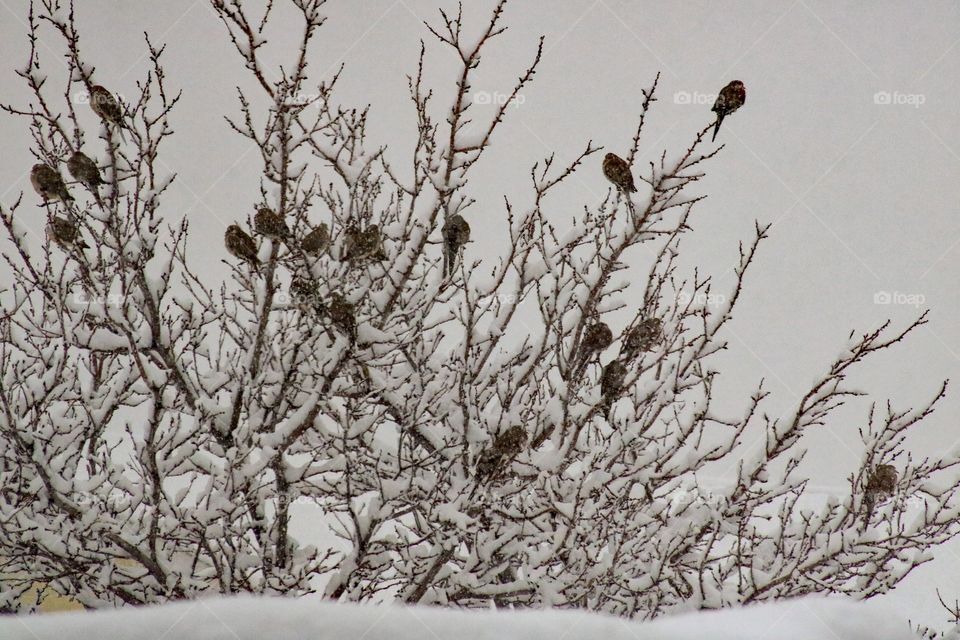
[0,595,918,639]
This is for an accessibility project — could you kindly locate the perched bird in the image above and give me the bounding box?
[582,322,613,355]
[89,85,124,127]
[224,224,260,267]
[31,164,73,203]
[67,151,104,205]
[863,464,898,525]
[301,223,330,256]
[290,277,337,341]
[600,360,628,401]
[442,214,470,277]
[602,153,637,193]
[327,293,356,342]
[47,216,88,250]
[575,321,614,375]
[254,207,290,240]
[711,80,746,142]
[622,317,662,360]
[476,425,528,480]
[289,277,320,311]
[343,224,385,264]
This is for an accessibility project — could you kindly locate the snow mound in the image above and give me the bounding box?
[0,595,917,640]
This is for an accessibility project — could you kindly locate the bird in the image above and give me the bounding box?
[67,151,104,205]
[289,276,320,312]
[600,360,628,401]
[711,80,746,142]
[301,223,330,256]
[31,164,73,203]
[476,425,527,480]
[602,153,637,193]
[47,216,88,250]
[343,224,385,264]
[89,85,124,127]
[622,317,662,360]
[575,321,614,375]
[863,464,898,525]
[442,214,470,277]
[224,224,260,267]
[582,322,613,356]
[327,293,356,342]
[289,277,338,341]
[253,207,290,240]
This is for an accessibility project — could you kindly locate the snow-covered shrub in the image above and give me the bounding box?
[1,0,958,620]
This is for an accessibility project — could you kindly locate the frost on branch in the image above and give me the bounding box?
[1,0,959,621]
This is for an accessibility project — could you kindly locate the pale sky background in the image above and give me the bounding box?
[0,0,958,629]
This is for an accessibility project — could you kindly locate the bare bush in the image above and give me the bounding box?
[1,0,958,619]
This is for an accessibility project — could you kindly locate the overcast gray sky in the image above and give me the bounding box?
[0,0,958,627]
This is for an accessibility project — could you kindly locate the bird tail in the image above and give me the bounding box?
[443,243,457,278]
[861,493,876,530]
[711,114,724,142]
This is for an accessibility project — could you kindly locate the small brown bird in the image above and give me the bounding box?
[254,207,290,240]
[575,321,614,375]
[622,317,662,360]
[253,207,290,240]
[47,216,88,249]
[582,322,613,355]
[600,360,628,400]
[225,224,260,267]
[442,214,470,277]
[67,151,104,204]
[31,164,73,203]
[289,277,320,311]
[602,153,637,193]
[711,80,746,142]
[476,425,528,480]
[89,85,124,127]
[343,224,385,264]
[863,464,898,525]
[327,293,356,342]
[301,223,330,256]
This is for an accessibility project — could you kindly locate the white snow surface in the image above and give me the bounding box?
[0,595,919,640]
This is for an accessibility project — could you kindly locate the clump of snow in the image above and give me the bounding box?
[0,594,918,639]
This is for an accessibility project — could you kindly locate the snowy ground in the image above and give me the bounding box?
[0,595,922,640]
